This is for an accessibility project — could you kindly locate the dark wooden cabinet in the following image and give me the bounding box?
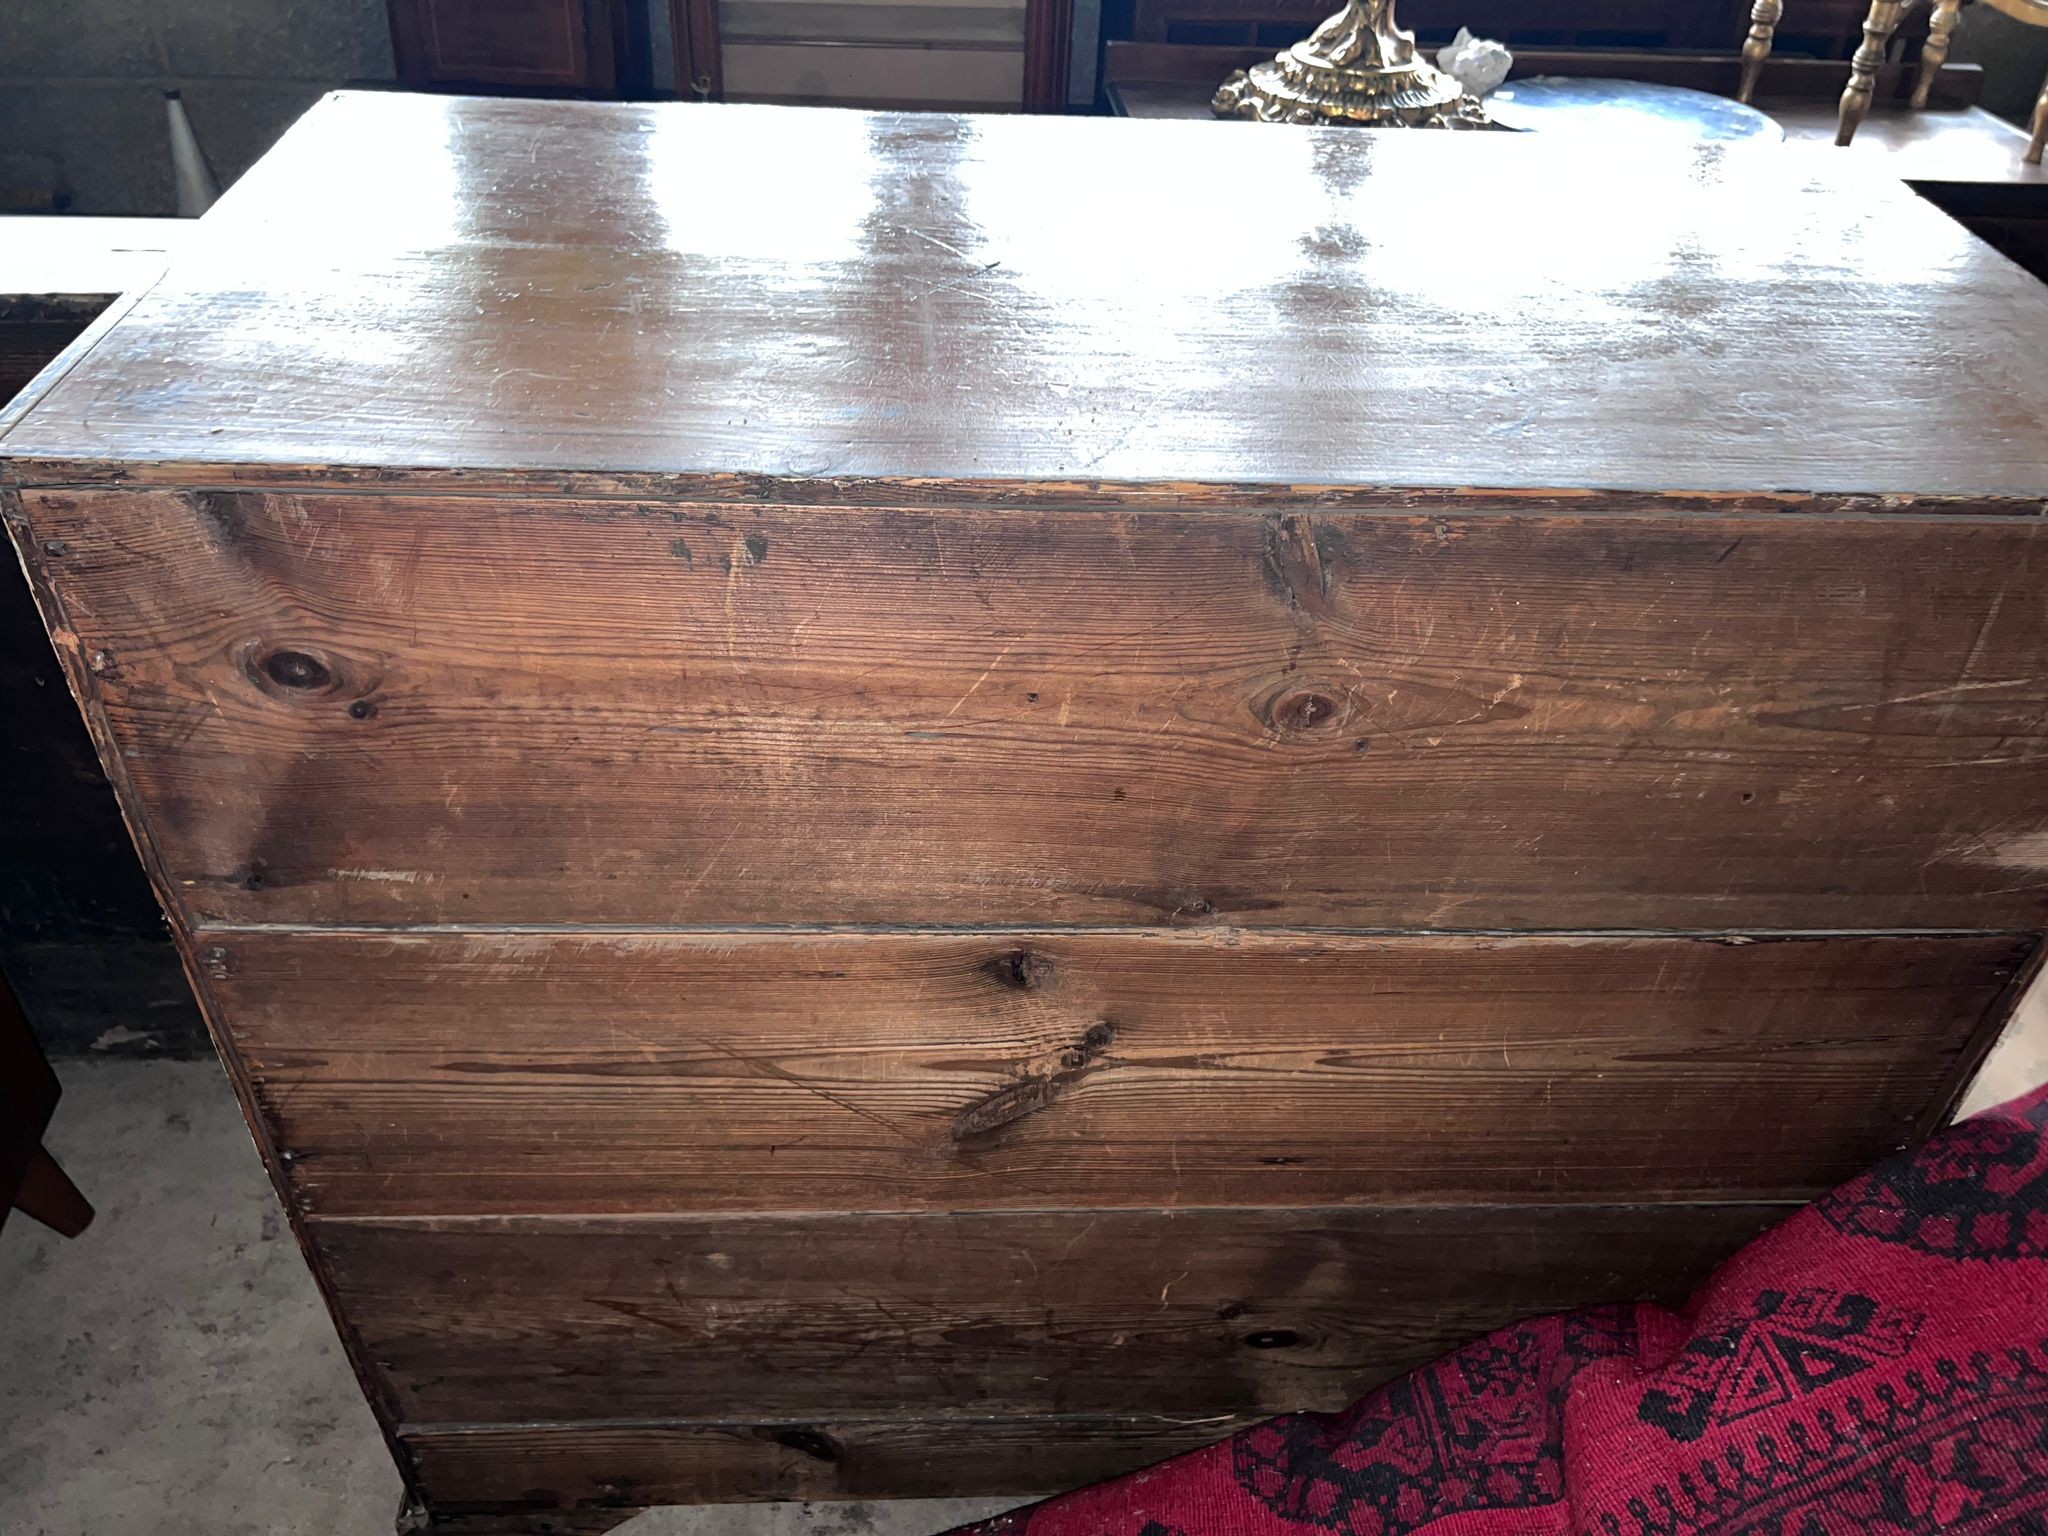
[387,0,643,94]
[8,93,2048,1534]
[676,0,1073,110]
[0,221,204,1060]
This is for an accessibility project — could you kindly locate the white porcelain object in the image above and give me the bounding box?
[1437,27,1512,98]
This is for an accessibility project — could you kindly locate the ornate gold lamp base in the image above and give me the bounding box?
[1213,0,1488,126]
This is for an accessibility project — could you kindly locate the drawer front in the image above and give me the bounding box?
[21,487,2048,930]
[315,1203,1786,1424]
[215,930,2024,1218]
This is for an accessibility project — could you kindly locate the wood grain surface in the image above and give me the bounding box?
[402,1414,1255,1520]
[7,94,2048,498]
[11,92,2048,1526]
[316,1202,1787,1423]
[213,930,2023,1217]
[18,488,2048,930]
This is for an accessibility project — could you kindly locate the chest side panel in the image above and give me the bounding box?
[10,478,2044,1522]
[18,487,2048,931]
[315,1203,1791,1425]
[214,928,2024,1218]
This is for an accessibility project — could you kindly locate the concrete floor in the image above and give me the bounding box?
[4,988,2045,1536]
[0,1059,1011,1536]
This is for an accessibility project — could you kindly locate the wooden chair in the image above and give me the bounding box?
[1,972,94,1239]
[1742,0,2048,161]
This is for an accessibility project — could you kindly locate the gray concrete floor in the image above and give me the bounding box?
[5,986,2045,1536]
[0,1059,1011,1536]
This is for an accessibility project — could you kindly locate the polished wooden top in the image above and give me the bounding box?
[7,91,2048,502]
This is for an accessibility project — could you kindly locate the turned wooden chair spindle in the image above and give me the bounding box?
[1738,0,2048,164]
[1739,0,1788,105]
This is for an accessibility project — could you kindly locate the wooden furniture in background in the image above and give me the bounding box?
[1836,0,1965,138]
[1749,0,2048,160]
[1844,0,2048,157]
[669,0,723,97]
[387,0,1073,110]
[1124,0,1885,55]
[0,220,204,1060]
[2003,0,2048,158]
[386,0,648,94]
[1103,44,2048,248]
[1024,0,1076,107]
[1105,38,1986,113]
[1,972,93,1239]
[671,0,1073,109]
[8,92,2048,1532]
[1103,47,2048,286]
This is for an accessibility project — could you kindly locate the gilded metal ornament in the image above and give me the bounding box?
[1211,0,1489,127]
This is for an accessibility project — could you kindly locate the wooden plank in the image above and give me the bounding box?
[20,489,2048,931]
[403,1414,1258,1515]
[212,930,2025,1218]
[315,1201,1787,1423]
[8,96,2048,498]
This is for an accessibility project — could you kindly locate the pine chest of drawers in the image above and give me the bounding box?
[9,93,2048,1535]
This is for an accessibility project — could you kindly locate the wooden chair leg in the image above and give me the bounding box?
[1738,0,1784,104]
[2030,74,2048,165]
[15,1145,93,1238]
[1839,0,1909,146]
[1911,0,1961,110]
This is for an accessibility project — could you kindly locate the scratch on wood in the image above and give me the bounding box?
[698,1036,920,1144]
[941,641,1016,722]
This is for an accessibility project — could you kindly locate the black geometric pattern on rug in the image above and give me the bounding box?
[1598,1344,2048,1535]
[1637,1288,1924,1444]
[1818,1095,2048,1261]
[1231,1309,1637,1535]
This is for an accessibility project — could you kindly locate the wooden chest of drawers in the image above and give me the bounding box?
[9,93,2048,1534]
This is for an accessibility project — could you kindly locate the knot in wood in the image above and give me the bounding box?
[1242,1328,1303,1350]
[987,949,1053,990]
[264,650,333,690]
[770,1428,841,1463]
[1274,690,1340,731]
[1260,682,1348,735]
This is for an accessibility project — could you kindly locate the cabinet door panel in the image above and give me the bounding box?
[390,0,623,92]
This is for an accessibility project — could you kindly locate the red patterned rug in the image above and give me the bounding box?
[946,1084,2048,1536]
